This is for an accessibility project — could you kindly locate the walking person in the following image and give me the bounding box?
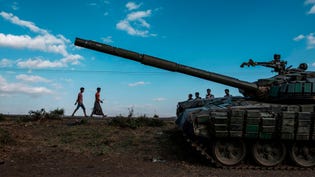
[90,87,106,117]
[71,87,87,117]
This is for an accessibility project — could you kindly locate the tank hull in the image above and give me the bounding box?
[176,97,315,167]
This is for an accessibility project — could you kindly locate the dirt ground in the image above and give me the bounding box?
[0,117,314,177]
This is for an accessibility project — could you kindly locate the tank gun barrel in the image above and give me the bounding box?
[74,37,258,92]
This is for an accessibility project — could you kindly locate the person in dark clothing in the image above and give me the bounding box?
[194,92,201,100]
[224,89,232,98]
[90,87,106,117]
[205,88,214,99]
[187,93,193,101]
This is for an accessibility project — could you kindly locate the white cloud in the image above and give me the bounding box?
[116,20,149,37]
[11,2,19,11]
[305,0,315,14]
[294,33,315,49]
[17,58,65,68]
[51,83,63,89]
[308,5,315,14]
[102,36,113,43]
[61,78,73,83]
[293,34,305,41]
[116,3,155,37]
[0,75,53,96]
[0,58,14,67]
[128,81,150,87]
[60,54,83,65]
[306,33,315,49]
[127,10,151,21]
[305,0,315,4]
[0,33,69,56]
[0,11,83,67]
[16,74,51,83]
[0,75,6,83]
[126,2,142,11]
[0,11,47,34]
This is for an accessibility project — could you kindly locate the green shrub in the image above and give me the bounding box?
[0,128,14,147]
[77,118,88,125]
[48,108,64,119]
[0,114,5,121]
[109,116,165,129]
[23,108,65,121]
[28,108,47,120]
[108,117,137,129]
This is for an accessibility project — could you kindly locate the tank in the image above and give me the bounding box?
[74,37,315,168]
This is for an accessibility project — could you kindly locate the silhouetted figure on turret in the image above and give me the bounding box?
[187,93,193,101]
[194,92,201,100]
[205,88,214,99]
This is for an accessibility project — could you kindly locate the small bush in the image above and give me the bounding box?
[109,117,137,129]
[77,118,88,125]
[0,114,5,121]
[25,108,47,121]
[128,107,134,118]
[47,108,64,119]
[0,128,14,147]
[109,116,165,129]
[22,108,65,122]
[142,117,165,127]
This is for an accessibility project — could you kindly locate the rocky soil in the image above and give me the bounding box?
[0,116,314,177]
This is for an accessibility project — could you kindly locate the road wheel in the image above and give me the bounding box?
[213,139,246,166]
[290,142,315,167]
[252,140,286,167]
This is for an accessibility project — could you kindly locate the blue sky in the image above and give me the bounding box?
[1,0,315,117]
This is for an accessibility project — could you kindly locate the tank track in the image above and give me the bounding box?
[183,133,315,170]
